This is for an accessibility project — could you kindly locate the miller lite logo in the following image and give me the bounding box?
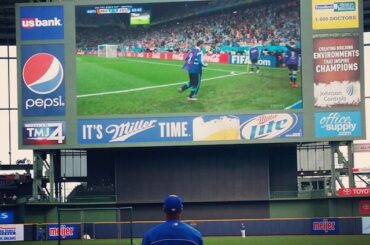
[23,53,63,95]
[241,113,300,140]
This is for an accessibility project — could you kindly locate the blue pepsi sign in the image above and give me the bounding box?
[20,6,64,40]
[315,111,361,138]
[0,211,14,224]
[21,44,65,117]
[47,224,79,240]
[78,113,303,145]
[311,218,339,235]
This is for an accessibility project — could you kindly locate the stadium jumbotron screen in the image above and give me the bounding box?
[76,1,302,115]
[17,0,365,149]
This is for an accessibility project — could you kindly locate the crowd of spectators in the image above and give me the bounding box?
[76,0,300,54]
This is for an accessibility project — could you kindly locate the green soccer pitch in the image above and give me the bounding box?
[7,235,370,245]
[76,56,302,116]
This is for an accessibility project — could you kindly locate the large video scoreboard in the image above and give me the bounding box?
[16,0,365,149]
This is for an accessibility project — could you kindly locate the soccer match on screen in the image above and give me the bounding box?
[75,0,302,116]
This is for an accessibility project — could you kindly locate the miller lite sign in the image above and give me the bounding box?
[20,6,64,40]
[21,44,65,117]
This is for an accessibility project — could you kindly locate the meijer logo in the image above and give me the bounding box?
[22,53,65,110]
[21,17,62,29]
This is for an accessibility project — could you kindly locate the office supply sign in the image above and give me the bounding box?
[315,111,361,137]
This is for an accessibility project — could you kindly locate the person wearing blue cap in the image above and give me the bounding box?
[142,194,203,245]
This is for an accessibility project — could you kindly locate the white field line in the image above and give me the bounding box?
[120,57,243,73]
[77,72,248,98]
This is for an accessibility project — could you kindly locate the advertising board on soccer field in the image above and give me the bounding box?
[16,0,365,149]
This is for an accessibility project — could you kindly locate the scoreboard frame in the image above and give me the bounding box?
[16,0,366,150]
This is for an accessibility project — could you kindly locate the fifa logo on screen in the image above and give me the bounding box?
[21,17,62,29]
[22,53,65,110]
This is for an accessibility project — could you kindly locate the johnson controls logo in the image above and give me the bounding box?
[21,17,62,29]
[23,53,65,110]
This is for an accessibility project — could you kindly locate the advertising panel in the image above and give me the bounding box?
[0,224,24,242]
[0,211,14,224]
[47,224,79,240]
[21,44,66,117]
[338,187,370,197]
[363,217,370,234]
[313,33,361,108]
[20,6,64,40]
[359,200,370,215]
[311,218,339,235]
[15,0,364,149]
[312,0,359,30]
[78,113,303,145]
[22,121,66,145]
[315,111,361,137]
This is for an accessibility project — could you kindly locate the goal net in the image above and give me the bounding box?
[97,44,119,58]
[56,207,133,245]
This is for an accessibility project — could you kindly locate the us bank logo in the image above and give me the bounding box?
[20,6,64,40]
[315,111,361,137]
[21,45,65,117]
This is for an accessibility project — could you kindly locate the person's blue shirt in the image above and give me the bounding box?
[285,45,301,65]
[142,219,203,245]
[182,47,205,74]
[249,46,259,60]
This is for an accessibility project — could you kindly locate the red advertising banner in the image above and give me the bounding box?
[338,188,370,197]
[313,33,361,108]
[359,200,370,215]
[118,52,229,64]
[353,144,370,152]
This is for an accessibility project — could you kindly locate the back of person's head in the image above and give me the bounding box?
[196,40,204,47]
[163,194,183,214]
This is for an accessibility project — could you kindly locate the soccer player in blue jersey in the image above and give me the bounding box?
[179,40,208,101]
[248,44,260,73]
[284,39,301,88]
[142,195,203,245]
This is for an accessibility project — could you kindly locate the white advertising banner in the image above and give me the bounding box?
[362,217,370,234]
[0,224,24,242]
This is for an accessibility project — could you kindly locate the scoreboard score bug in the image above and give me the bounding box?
[16,0,365,149]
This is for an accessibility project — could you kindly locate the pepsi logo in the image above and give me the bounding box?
[23,53,63,95]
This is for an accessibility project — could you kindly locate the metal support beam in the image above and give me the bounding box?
[347,141,355,187]
[330,142,337,196]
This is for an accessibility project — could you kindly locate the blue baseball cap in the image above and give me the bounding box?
[163,195,183,213]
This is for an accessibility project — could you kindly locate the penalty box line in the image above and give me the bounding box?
[77,72,248,98]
